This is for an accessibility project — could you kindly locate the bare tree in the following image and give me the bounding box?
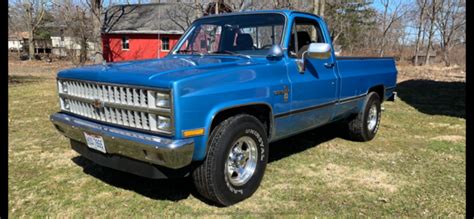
[378,0,407,57]
[313,0,325,17]
[273,0,292,9]
[52,0,93,65]
[226,0,253,11]
[435,0,465,66]
[413,0,428,65]
[85,0,104,63]
[423,0,442,65]
[11,0,47,60]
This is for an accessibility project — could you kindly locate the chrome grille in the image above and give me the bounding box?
[65,81,149,108]
[67,99,152,130]
[57,79,172,135]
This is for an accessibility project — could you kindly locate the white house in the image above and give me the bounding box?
[8,37,22,51]
[51,35,96,57]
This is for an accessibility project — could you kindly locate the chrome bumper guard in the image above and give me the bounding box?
[50,113,194,169]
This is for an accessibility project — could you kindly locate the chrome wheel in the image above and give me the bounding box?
[367,104,378,131]
[225,136,258,186]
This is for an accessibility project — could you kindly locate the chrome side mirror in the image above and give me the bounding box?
[296,43,332,73]
[266,44,284,60]
[306,43,332,59]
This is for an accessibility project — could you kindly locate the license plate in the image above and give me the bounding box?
[84,132,107,153]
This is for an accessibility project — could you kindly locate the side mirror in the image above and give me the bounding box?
[266,44,284,60]
[306,43,332,59]
[296,43,332,73]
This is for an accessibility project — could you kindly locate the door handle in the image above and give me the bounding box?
[324,62,335,68]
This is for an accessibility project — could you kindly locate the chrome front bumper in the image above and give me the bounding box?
[50,113,194,169]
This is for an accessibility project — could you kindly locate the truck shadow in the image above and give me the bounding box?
[71,122,347,203]
[71,156,194,201]
[396,79,465,118]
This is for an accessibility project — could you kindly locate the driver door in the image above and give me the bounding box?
[284,16,338,135]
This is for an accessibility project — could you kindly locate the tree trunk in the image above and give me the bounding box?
[91,0,103,63]
[424,0,436,65]
[319,0,325,17]
[28,30,35,60]
[379,1,389,57]
[312,0,319,39]
[194,0,202,19]
[442,47,450,66]
[414,0,427,65]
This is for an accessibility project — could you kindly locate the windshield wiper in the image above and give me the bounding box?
[212,50,251,59]
[176,49,204,56]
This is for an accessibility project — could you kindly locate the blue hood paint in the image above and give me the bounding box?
[57,55,264,88]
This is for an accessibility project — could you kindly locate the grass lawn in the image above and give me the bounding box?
[8,59,466,217]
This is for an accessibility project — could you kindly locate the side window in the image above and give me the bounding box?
[288,17,324,58]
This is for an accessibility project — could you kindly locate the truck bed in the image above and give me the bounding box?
[335,56,398,101]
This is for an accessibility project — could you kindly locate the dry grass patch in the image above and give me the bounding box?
[319,163,404,193]
[431,135,465,143]
[397,64,465,82]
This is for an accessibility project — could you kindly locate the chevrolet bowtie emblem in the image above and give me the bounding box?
[93,98,104,109]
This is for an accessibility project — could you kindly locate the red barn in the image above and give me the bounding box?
[102,3,188,62]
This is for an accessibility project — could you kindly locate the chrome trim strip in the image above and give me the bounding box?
[50,113,193,169]
[274,100,337,118]
[57,78,171,92]
[274,94,367,119]
[337,94,367,104]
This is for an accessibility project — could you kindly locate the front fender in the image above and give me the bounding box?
[172,58,288,161]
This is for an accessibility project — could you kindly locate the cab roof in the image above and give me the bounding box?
[196,10,321,20]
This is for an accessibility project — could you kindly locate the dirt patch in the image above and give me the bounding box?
[319,163,402,193]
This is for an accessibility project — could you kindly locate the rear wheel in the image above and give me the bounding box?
[347,92,381,141]
[192,114,268,206]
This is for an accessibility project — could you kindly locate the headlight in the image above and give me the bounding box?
[58,80,68,93]
[156,92,170,108]
[61,98,70,111]
[157,116,171,131]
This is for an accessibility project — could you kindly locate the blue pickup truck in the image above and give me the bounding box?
[50,10,397,206]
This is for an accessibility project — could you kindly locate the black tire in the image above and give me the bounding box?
[192,114,268,206]
[347,92,382,142]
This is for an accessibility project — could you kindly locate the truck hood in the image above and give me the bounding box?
[57,55,267,88]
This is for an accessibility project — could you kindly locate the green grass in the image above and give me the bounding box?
[8,70,465,217]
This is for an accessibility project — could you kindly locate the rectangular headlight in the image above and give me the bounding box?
[156,92,170,108]
[58,80,68,94]
[60,98,70,111]
[157,116,171,132]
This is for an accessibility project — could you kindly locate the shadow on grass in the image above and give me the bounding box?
[397,80,465,118]
[8,75,47,85]
[71,122,347,203]
[72,156,195,201]
[268,122,347,163]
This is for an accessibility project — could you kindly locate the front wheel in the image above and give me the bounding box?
[192,114,268,206]
[347,92,382,141]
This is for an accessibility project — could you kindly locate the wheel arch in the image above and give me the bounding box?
[367,85,385,102]
[196,102,274,160]
[209,102,274,140]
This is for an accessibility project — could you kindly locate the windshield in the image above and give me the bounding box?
[172,13,286,57]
